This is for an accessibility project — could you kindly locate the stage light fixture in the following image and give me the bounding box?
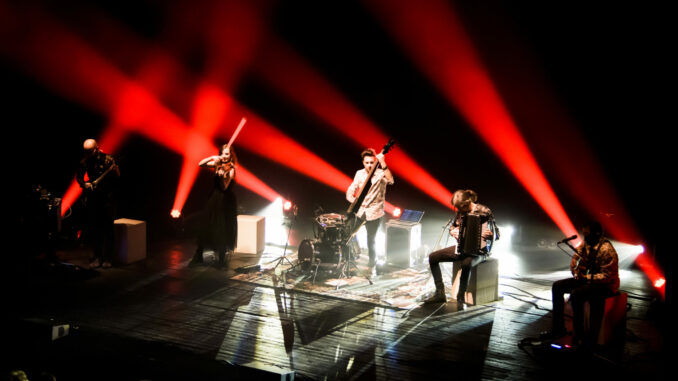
[493,224,513,253]
[633,252,665,299]
[282,199,298,221]
[170,209,181,219]
[392,207,402,218]
[255,197,289,247]
[283,200,293,212]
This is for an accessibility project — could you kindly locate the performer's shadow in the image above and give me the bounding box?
[406,300,466,317]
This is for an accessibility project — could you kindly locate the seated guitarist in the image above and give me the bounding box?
[76,139,120,269]
[542,221,619,347]
[346,148,394,270]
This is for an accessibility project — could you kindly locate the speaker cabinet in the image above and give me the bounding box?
[236,215,265,254]
[114,218,147,264]
[385,221,421,268]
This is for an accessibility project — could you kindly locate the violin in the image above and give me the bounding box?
[214,157,235,179]
[218,160,234,171]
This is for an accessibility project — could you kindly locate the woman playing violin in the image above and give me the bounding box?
[191,145,238,268]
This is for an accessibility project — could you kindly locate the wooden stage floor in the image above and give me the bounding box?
[3,239,669,380]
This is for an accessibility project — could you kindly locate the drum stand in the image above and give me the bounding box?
[336,255,373,289]
[310,258,322,285]
[335,236,373,289]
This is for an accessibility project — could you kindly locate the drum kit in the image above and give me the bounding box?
[295,212,370,285]
[282,139,396,285]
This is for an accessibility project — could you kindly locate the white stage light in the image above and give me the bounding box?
[611,240,646,269]
[255,197,289,247]
[491,224,520,276]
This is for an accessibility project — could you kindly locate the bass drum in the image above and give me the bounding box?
[297,239,316,272]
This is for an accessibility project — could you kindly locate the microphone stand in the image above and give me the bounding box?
[431,215,456,281]
[269,206,299,272]
[432,215,455,252]
[555,235,579,258]
[556,241,576,257]
[556,239,591,282]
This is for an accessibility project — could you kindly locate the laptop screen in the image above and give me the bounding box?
[399,209,424,223]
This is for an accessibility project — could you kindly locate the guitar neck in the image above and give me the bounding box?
[92,163,116,186]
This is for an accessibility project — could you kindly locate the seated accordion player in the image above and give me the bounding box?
[456,213,499,255]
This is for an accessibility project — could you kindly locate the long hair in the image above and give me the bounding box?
[221,144,238,166]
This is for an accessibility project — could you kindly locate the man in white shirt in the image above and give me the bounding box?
[346,148,394,268]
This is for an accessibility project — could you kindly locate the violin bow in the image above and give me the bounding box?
[227,117,247,149]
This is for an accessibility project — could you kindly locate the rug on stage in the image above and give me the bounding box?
[230,251,444,310]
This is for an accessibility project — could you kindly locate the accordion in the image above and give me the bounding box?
[457,213,493,255]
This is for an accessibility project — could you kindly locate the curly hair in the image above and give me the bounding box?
[452,189,478,210]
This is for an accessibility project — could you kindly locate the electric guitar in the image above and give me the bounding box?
[90,162,118,190]
[81,157,119,204]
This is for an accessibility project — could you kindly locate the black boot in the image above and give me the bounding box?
[424,285,446,304]
[425,262,447,303]
[456,291,466,308]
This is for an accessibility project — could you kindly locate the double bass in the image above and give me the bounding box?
[345,139,395,236]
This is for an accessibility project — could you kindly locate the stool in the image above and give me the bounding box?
[235,215,265,254]
[451,257,499,305]
[113,218,146,264]
[585,291,627,346]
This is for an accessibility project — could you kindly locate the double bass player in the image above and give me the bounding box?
[346,148,394,271]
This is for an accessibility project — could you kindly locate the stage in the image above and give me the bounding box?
[3,1,672,379]
[3,236,666,380]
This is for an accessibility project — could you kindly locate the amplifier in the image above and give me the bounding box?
[385,220,421,269]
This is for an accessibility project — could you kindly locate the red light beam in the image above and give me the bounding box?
[0,5,284,214]
[253,38,454,209]
[366,0,577,237]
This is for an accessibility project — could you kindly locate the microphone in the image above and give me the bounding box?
[557,234,578,244]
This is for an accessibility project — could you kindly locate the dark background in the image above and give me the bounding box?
[4,1,670,275]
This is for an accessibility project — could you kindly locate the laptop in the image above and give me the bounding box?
[393,209,424,225]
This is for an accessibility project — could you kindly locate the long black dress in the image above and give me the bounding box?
[196,170,237,263]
